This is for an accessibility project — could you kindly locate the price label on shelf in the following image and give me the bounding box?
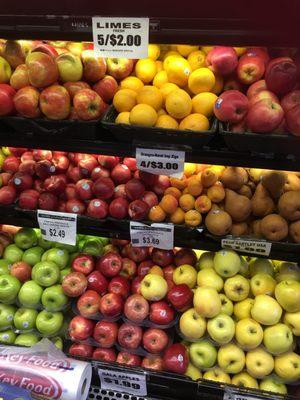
[130,221,174,250]
[92,17,149,58]
[37,210,77,246]
[136,147,185,178]
[221,238,272,256]
[224,392,262,400]
[98,368,147,396]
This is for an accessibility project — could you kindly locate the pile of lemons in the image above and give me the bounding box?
[113,44,223,132]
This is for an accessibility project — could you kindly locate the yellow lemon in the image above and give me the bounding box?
[136,85,163,111]
[192,92,218,117]
[135,58,157,83]
[155,114,179,129]
[115,112,130,124]
[156,60,164,72]
[157,108,167,116]
[120,76,144,92]
[113,89,136,112]
[188,68,215,95]
[234,47,247,57]
[211,74,224,95]
[179,113,210,131]
[165,89,192,119]
[160,82,179,102]
[148,44,160,60]
[129,104,157,127]
[165,57,191,87]
[188,50,206,71]
[163,50,182,61]
[153,70,168,88]
[201,46,214,54]
[177,45,199,57]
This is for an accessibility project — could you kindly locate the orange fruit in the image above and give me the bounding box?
[136,86,163,111]
[188,67,215,95]
[148,205,166,222]
[179,194,195,211]
[179,113,210,131]
[195,195,212,213]
[177,45,199,57]
[157,108,167,116]
[185,210,202,227]
[170,207,185,224]
[211,74,224,95]
[148,44,161,60]
[160,83,179,102]
[120,76,144,92]
[192,92,218,117]
[165,186,182,200]
[129,104,157,127]
[113,89,136,112]
[135,58,157,83]
[156,60,164,72]
[160,194,178,214]
[170,177,187,190]
[187,176,203,197]
[165,56,191,87]
[155,115,179,129]
[165,89,192,119]
[187,50,206,71]
[153,71,168,88]
[184,163,197,177]
[115,112,130,124]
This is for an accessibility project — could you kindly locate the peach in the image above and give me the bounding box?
[149,265,164,276]
[281,90,300,113]
[237,55,265,85]
[26,51,59,88]
[170,207,185,224]
[249,90,279,107]
[246,79,267,98]
[201,169,218,187]
[286,104,300,136]
[246,98,284,133]
[206,46,238,75]
[185,210,202,227]
[179,194,195,211]
[169,177,187,190]
[160,194,178,214]
[164,187,181,200]
[265,57,297,96]
[187,176,203,197]
[214,90,249,123]
[148,205,166,222]
[195,195,212,213]
[207,183,225,203]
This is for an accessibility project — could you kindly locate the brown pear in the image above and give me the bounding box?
[284,173,300,192]
[251,183,275,217]
[278,191,300,221]
[251,219,263,238]
[224,189,252,222]
[220,167,248,190]
[261,170,286,199]
[248,168,267,183]
[230,222,249,236]
[205,209,232,236]
[289,220,300,243]
[260,214,288,241]
[201,168,218,188]
[238,185,253,199]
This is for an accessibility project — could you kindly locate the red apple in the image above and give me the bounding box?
[246,47,270,67]
[73,88,106,120]
[223,75,245,92]
[99,293,124,317]
[174,248,197,267]
[246,98,284,133]
[163,343,188,374]
[69,315,95,341]
[118,323,143,349]
[32,150,52,161]
[93,75,118,103]
[0,186,17,204]
[19,160,36,176]
[78,156,98,176]
[137,260,154,276]
[109,198,129,219]
[139,171,157,186]
[75,179,93,200]
[142,355,163,371]
[86,199,108,219]
[72,254,95,275]
[92,347,116,362]
[67,166,83,183]
[151,248,174,267]
[91,166,110,181]
[131,276,143,294]
[167,284,193,312]
[113,184,127,199]
[265,57,298,96]
[3,156,21,174]
[108,275,130,298]
[44,174,67,195]
[281,90,300,113]
[125,179,145,201]
[163,265,175,281]
[116,352,141,366]
[286,104,300,136]
[124,294,149,323]
[0,173,12,186]
[96,252,122,278]
[92,177,115,199]
[63,81,90,99]
[141,191,159,208]
[125,244,149,262]
[57,200,66,212]
[142,328,169,353]
[35,160,55,179]
[149,301,175,325]
[0,84,16,116]
[120,257,137,279]
[152,175,170,195]
[128,200,149,221]
[20,151,33,162]
[87,270,108,295]
[65,199,85,214]
[214,90,249,123]
[237,55,265,85]
[82,50,107,82]
[77,290,101,318]
[111,164,131,184]
[12,173,33,191]
[246,79,267,98]
[62,271,88,297]
[69,343,93,358]
[31,43,58,58]
[249,90,279,107]
[64,183,77,200]
[93,320,118,347]
[111,239,130,247]
[106,58,134,80]
[10,261,31,282]
[206,46,238,75]
[10,64,29,91]
[18,189,39,209]
[40,84,71,120]
[13,86,40,118]
[123,158,137,171]
[98,155,120,170]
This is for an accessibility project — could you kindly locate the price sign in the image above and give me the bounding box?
[136,148,185,178]
[224,392,262,400]
[98,368,147,396]
[130,222,174,250]
[37,210,77,246]
[92,17,149,58]
[221,238,272,256]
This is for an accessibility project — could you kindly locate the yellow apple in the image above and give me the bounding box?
[250,273,276,296]
[224,274,250,302]
[231,372,259,389]
[235,318,263,349]
[263,323,293,355]
[251,294,282,325]
[217,343,245,374]
[233,298,254,320]
[246,348,274,379]
[173,264,197,288]
[207,313,235,344]
[275,262,300,282]
[219,294,233,316]
[197,251,214,270]
[140,273,168,301]
[239,256,250,278]
[56,52,83,82]
[193,287,221,318]
[190,340,217,369]
[203,367,231,384]
[0,55,11,83]
[275,280,300,312]
[260,377,287,394]
[197,269,223,292]
[274,351,300,382]
[185,362,202,381]
[213,249,241,278]
[249,258,275,277]
[283,311,300,336]
[179,308,206,339]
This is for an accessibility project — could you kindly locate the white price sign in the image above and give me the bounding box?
[98,368,147,396]
[130,222,174,250]
[37,210,77,246]
[224,392,262,400]
[136,147,185,178]
[221,238,272,256]
[92,17,149,58]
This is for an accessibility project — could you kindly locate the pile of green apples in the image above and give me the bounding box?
[0,226,108,348]
[177,250,300,394]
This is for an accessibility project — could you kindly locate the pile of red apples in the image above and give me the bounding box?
[211,46,300,135]
[65,241,193,373]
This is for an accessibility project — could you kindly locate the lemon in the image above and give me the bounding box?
[165,57,191,87]
[188,67,215,95]
[165,89,192,119]
[179,113,210,131]
[135,58,157,83]
[155,115,179,129]
[192,92,218,117]
[153,70,168,88]
[136,85,163,111]
[115,112,130,124]
[113,89,136,112]
[148,44,160,60]
[129,104,157,127]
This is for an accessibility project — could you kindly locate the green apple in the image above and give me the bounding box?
[275,262,300,282]
[185,363,202,381]
[235,318,263,349]
[14,332,40,347]
[179,308,206,339]
[54,242,77,252]
[251,294,282,325]
[197,269,223,292]
[224,274,250,302]
[190,340,217,369]
[196,251,214,270]
[14,307,38,331]
[275,280,300,312]
[219,294,233,316]
[0,274,21,303]
[193,286,221,318]
[32,261,60,287]
[0,303,16,329]
[207,313,235,345]
[78,239,86,252]
[263,323,293,355]
[82,238,103,256]
[22,246,44,266]
[217,343,245,374]
[14,228,37,249]
[38,236,52,249]
[274,351,300,382]
[173,264,197,288]
[0,259,11,275]
[99,237,110,246]
[18,280,43,308]
[203,367,231,384]
[283,310,300,336]
[239,256,250,278]
[231,371,258,389]
[233,298,254,320]
[140,274,168,301]
[3,244,23,263]
[246,348,274,379]
[249,258,275,277]
[260,377,287,394]
[0,329,16,344]
[59,267,71,283]
[36,310,64,336]
[41,248,69,269]
[213,249,241,277]
[50,336,63,350]
[250,273,276,296]
[41,285,68,312]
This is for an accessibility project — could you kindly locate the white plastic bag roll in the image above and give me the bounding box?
[0,339,92,400]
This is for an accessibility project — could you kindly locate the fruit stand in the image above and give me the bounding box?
[0,1,299,400]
